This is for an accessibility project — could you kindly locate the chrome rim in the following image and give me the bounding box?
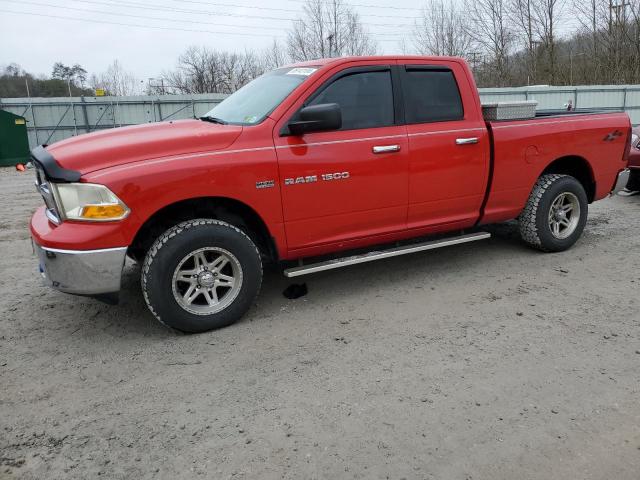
[171,247,243,315]
[548,192,580,239]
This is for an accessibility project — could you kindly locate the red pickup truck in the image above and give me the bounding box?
[30,56,631,332]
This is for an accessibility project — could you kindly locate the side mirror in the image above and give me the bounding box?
[287,103,342,136]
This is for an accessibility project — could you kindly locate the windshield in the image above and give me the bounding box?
[203,66,318,125]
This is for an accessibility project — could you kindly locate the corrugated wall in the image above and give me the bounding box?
[0,93,227,148]
[1,85,638,149]
[478,85,640,125]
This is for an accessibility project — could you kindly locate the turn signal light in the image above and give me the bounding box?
[80,204,128,220]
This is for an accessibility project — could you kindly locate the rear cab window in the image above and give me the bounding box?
[401,67,464,124]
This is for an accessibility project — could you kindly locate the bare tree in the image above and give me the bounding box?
[162,46,265,94]
[629,0,640,82]
[413,0,473,57]
[571,0,606,83]
[508,0,565,84]
[286,0,376,61]
[91,60,140,96]
[396,37,412,55]
[466,0,515,86]
[531,0,565,84]
[260,39,289,71]
[145,1,640,93]
[510,0,540,84]
[604,0,633,83]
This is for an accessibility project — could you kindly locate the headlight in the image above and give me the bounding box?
[52,183,130,221]
[631,134,639,148]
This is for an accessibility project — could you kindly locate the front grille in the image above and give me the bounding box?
[34,161,61,224]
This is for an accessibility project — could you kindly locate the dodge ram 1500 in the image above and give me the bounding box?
[30,56,631,332]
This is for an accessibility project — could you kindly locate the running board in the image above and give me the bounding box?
[283,231,491,278]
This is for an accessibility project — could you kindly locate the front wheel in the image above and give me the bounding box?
[141,219,263,333]
[518,174,588,252]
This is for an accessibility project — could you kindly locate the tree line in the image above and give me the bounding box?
[155,0,640,91]
[423,0,640,87]
[2,0,640,98]
[0,63,93,98]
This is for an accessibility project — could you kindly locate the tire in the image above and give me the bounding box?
[141,219,262,333]
[518,174,588,252]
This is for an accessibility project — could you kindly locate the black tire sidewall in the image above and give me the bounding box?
[535,176,588,252]
[144,222,262,333]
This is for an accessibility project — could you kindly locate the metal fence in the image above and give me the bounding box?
[0,93,227,148]
[1,85,639,149]
[478,85,640,125]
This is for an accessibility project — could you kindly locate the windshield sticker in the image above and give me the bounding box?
[243,115,258,124]
[286,67,317,76]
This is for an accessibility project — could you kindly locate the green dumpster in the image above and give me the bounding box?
[0,109,30,167]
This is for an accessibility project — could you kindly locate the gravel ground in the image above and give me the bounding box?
[1,166,639,480]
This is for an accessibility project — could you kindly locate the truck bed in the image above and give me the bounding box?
[480,111,630,224]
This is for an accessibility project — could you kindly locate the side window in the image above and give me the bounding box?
[308,70,394,130]
[402,69,464,123]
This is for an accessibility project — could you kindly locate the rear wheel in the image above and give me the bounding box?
[518,174,588,252]
[141,219,262,333]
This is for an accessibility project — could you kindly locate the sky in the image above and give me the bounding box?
[0,0,428,82]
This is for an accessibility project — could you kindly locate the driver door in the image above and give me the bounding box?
[273,64,409,253]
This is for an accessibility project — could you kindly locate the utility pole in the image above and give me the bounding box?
[609,0,630,81]
[610,0,630,24]
[532,40,542,85]
[148,78,167,96]
[67,78,78,136]
[569,52,586,86]
[525,0,534,84]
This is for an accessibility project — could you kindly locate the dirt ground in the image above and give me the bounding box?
[1,166,639,480]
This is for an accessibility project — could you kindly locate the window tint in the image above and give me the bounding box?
[403,69,464,123]
[309,70,394,130]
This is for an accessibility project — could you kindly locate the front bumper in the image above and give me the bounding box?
[611,169,630,194]
[33,241,127,295]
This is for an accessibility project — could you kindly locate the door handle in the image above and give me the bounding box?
[372,145,401,154]
[456,137,479,145]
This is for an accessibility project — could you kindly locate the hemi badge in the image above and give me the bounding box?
[256,180,275,189]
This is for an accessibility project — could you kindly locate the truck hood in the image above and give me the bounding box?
[46,119,243,175]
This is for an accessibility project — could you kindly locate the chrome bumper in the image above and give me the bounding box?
[611,169,630,194]
[33,242,127,295]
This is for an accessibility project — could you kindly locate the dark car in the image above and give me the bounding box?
[621,126,640,193]
[622,126,640,194]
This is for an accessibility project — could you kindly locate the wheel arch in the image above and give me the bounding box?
[128,196,279,263]
[540,155,596,203]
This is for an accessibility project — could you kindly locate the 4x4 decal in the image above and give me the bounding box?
[603,130,623,142]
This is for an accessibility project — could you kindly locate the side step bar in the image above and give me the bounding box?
[283,231,491,278]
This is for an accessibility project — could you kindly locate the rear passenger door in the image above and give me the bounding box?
[401,64,489,230]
